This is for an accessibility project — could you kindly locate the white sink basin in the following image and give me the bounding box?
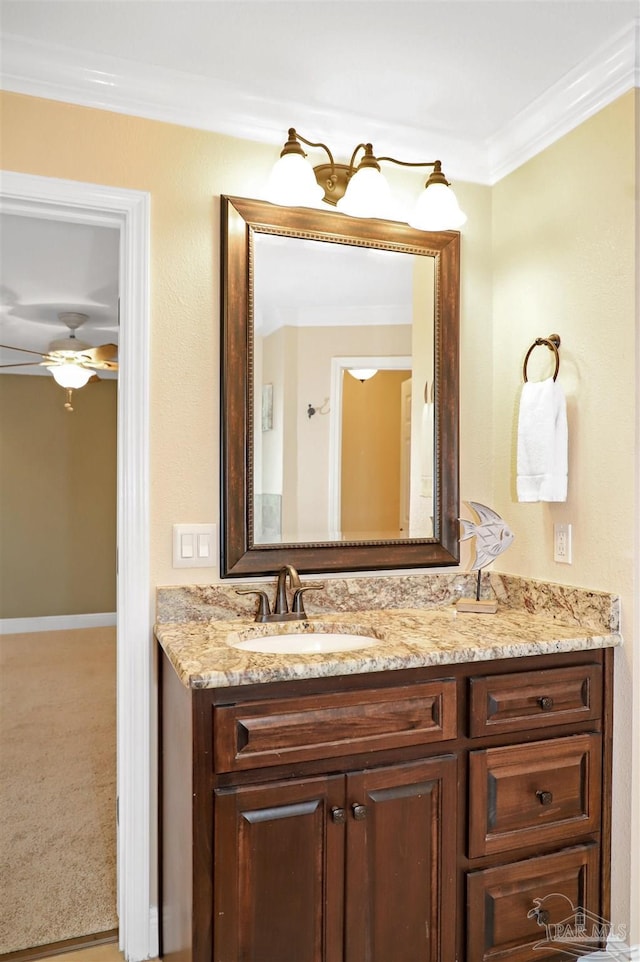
[231,631,381,655]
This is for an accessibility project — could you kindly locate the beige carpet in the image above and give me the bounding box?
[0,627,118,953]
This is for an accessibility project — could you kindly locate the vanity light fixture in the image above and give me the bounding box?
[266,128,467,231]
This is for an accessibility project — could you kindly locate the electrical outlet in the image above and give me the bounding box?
[554,523,572,564]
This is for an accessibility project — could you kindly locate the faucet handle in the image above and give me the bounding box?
[292,583,325,616]
[236,588,271,622]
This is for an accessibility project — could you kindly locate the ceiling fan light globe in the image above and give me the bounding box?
[51,363,94,389]
[266,153,324,207]
[409,183,467,231]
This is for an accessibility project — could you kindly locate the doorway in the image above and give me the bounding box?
[340,368,410,538]
[328,355,411,537]
[0,173,153,961]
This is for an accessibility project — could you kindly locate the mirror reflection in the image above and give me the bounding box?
[253,234,435,544]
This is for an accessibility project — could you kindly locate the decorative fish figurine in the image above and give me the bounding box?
[459,501,515,570]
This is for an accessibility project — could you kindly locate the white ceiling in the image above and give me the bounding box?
[254,233,416,335]
[0,0,638,371]
[1,1,638,183]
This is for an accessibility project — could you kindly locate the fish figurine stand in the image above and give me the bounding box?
[456,502,514,614]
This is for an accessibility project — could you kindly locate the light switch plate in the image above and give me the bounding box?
[173,523,217,568]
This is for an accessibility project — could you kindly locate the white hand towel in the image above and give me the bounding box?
[517,377,568,502]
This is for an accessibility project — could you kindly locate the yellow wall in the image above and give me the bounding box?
[0,373,117,617]
[491,90,637,935]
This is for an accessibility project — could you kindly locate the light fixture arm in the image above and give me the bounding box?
[346,143,380,173]
[282,128,335,171]
[375,157,450,186]
[312,141,383,207]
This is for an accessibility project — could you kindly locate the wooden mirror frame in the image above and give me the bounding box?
[220,194,460,577]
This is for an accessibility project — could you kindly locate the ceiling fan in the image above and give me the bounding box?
[0,311,118,411]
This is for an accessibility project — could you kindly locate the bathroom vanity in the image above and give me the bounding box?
[158,597,618,962]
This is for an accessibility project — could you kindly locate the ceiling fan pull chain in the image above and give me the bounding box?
[64,388,74,412]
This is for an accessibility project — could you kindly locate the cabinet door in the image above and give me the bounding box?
[345,755,457,962]
[214,774,345,962]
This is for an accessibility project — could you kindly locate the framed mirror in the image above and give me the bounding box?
[220,195,460,577]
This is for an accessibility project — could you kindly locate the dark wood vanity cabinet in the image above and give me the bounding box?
[160,647,613,962]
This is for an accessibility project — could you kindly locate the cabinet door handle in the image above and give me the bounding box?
[538,696,554,711]
[536,790,553,806]
[352,803,367,821]
[330,807,346,824]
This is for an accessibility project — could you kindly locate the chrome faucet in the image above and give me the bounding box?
[237,565,324,622]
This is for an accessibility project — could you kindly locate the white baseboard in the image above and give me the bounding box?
[0,611,117,634]
[149,905,159,960]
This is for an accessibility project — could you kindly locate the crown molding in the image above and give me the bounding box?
[1,24,638,187]
[487,20,639,184]
[0,33,491,182]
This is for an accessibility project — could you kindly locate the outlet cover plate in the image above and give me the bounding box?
[554,523,572,564]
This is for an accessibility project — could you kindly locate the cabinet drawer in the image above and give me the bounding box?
[467,843,600,962]
[468,733,601,858]
[214,679,457,772]
[469,664,602,737]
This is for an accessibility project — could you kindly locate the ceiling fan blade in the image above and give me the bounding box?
[0,361,46,369]
[88,373,101,383]
[0,343,46,358]
[83,343,118,362]
[87,359,119,372]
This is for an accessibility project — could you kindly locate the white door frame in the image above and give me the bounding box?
[0,171,154,960]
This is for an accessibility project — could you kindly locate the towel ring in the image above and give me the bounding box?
[523,334,561,383]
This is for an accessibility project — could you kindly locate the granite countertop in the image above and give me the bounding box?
[156,604,621,690]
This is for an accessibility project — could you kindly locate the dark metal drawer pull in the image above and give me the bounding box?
[352,803,367,821]
[532,908,551,925]
[536,790,553,805]
[538,696,554,711]
[331,807,346,824]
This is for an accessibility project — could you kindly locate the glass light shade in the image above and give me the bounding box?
[347,368,378,382]
[266,153,324,207]
[50,363,93,389]
[408,182,467,231]
[336,168,395,220]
